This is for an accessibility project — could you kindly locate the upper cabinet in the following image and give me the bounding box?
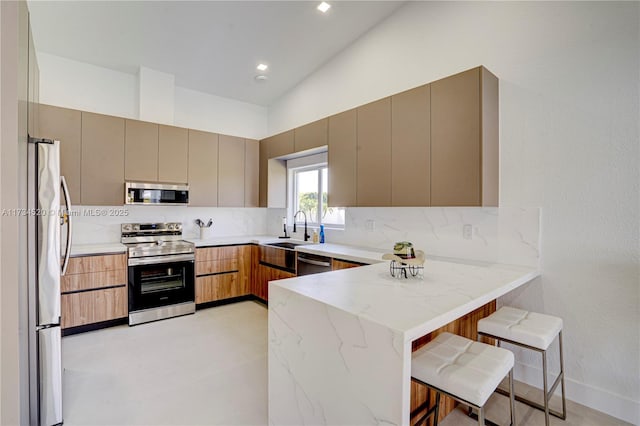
[265,130,294,158]
[258,130,294,209]
[81,112,125,206]
[327,109,357,207]
[431,67,498,206]
[391,84,431,206]
[125,119,158,182]
[294,119,327,152]
[244,139,259,207]
[218,135,245,207]
[258,140,268,207]
[38,104,82,204]
[188,130,218,207]
[158,125,188,183]
[356,97,392,207]
[125,122,188,184]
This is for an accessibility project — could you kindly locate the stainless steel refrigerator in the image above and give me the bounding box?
[27,137,72,426]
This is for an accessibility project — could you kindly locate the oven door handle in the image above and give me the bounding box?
[128,254,195,266]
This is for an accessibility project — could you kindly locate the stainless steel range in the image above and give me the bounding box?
[121,222,195,325]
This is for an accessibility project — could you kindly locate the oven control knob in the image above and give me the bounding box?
[168,224,174,230]
[133,225,140,231]
[175,223,182,231]
[123,224,132,232]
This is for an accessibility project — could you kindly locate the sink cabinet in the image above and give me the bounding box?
[331,258,365,270]
[254,263,296,302]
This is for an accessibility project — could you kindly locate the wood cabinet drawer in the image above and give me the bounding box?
[61,286,127,329]
[331,259,364,270]
[196,246,238,262]
[196,273,247,304]
[61,269,126,293]
[196,259,238,276]
[65,254,126,275]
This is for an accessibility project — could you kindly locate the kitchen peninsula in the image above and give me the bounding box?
[268,258,539,425]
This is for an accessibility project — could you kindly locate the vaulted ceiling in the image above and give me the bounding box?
[28,1,405,106]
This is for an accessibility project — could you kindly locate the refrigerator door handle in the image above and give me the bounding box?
[60,175,72,276]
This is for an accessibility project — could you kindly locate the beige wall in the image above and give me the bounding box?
[1,1,26,424]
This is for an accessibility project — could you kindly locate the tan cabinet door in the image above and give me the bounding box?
[258,140,268,207]
[81,112,125,205]
[391,85,431,206]
[158,125,188,183]
[124,119,158,182]
[264,130,294,158]
[244,139,259,207]
[38,104,82,203]
[328,109,357,207]
[294,118,328,152]
[188,129,218,207]
[431,68,481,206]
[218,134,245,207]
[356,98,392,206]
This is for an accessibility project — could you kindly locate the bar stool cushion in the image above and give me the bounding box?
[477,306,563,350]
[412,332,514,407]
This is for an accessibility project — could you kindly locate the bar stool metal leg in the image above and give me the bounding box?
[509,369,516,426]
[477,407,485,426]
[559,331,567,420]
[542,350,550,426]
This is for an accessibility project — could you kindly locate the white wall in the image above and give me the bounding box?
[38,52,138,119]
[268,2,640,423]
[174,87,267,140]
[37,52,268,140]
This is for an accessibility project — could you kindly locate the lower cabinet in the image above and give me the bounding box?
[254,263,296,302]
[195,245,251,304]
[61,254,128,330]
[331,259,365,270]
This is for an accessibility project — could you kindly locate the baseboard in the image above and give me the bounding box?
[514,361,639,425]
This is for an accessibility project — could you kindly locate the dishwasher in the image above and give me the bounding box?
[296,252,332,275]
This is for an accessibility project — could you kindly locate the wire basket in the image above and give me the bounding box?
[382,250,425,279]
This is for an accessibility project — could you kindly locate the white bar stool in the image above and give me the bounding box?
[477,307,566,426]
[411,332,516,426]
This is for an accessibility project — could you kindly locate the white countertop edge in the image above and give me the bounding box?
[70,243,127,257]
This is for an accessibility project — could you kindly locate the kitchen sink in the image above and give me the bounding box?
[265,241,308,250]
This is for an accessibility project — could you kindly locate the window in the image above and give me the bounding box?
[288,155,344,228]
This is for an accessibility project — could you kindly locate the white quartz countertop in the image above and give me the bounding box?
[69,235,386,264]
[272,259,539,343]
[296,243,384,264]
[70,243,127,257]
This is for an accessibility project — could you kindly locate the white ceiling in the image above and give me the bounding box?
[27,1,405,106]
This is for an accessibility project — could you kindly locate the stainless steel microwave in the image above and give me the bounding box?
[125,182,189,205]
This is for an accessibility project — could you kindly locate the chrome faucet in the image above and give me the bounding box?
[293,210,310,242]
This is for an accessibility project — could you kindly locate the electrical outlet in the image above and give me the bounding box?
[463,224,473,240]
[365,219,376,232]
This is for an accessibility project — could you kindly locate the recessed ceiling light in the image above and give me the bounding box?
[317,2,331,13]
[257,63,268,71]
[255,75,268,82]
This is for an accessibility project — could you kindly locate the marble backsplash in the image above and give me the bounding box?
[69,205,268,244]
[267,207,541,268]
[71,204,540,268]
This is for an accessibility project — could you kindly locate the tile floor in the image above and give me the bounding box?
[62,301,630,426]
